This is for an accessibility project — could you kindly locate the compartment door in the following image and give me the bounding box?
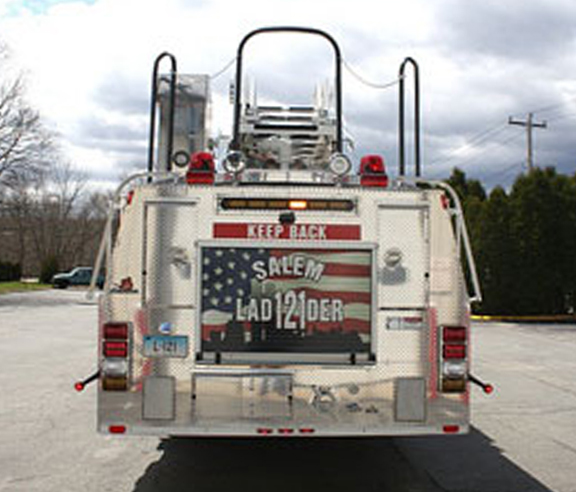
[377,202,429,308]
[142,199,198,308]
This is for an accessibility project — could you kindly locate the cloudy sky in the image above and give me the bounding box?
[1,0,576,189]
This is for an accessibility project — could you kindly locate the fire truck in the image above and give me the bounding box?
[77,27,491,437]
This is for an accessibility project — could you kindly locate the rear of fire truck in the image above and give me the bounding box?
[81,27,489,437]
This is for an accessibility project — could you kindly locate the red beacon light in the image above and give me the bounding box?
[186,152,215,185]
[360,155,388,187]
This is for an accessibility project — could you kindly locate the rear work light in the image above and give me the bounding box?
[360,155,388,187]
[186,152,215,185]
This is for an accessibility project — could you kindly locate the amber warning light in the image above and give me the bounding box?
[288,200,308,210]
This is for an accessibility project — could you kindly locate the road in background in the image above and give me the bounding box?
[0,290,575,491]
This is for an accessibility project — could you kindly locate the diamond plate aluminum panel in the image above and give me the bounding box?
[97,184,472,436]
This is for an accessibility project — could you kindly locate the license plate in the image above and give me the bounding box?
[143,335,188,358]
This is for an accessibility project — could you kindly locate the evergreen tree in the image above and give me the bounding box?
[509,168,571,314]
[475,187,517,314]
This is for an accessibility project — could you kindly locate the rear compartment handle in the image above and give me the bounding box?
[468,373,494,395]
[74,370,101,392]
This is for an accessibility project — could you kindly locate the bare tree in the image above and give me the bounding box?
[0,42,53,190]
[0,42,106,278]
[26,161,86,264]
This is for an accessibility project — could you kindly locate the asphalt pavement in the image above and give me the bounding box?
[0,289,575,492]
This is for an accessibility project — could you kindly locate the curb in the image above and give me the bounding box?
[471,314,576,323]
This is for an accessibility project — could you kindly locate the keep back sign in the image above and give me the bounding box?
[213,223,361,241]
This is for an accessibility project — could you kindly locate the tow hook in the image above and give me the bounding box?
[74,370,101,392]
[468,373,494,394]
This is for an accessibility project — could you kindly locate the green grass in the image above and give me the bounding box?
[0,282,51,294]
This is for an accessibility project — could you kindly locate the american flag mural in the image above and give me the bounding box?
[200,246,372,354]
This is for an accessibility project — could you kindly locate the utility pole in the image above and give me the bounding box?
[508,112,547,172]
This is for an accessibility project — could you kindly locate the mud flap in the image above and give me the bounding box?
[395,377,426,422]
[143,376,176,420]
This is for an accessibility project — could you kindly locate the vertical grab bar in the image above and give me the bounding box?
[147,52,178,179]
[231,26,343,153]
[398,57,421,177]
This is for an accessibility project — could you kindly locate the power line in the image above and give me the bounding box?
[428,123,509,167]
[545,112,576,124]
[427,131,524,179]
[485,161,523,183]
[528,94,576,116]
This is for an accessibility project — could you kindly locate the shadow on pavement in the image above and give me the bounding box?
[395,426,552,492]
[132,436,438,492]
[131,427,552,492]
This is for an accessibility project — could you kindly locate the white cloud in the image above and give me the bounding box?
[1,0,576,187]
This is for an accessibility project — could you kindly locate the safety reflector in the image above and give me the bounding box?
[443,343,466,359]
[440,194,450,209]
[443,425,460,434]
[257,428,273,435]
[299,428,315,434]
[109,425,126,434]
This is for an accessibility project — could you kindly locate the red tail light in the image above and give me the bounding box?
[443,326,466,342]
[186,152,215,184]
[103,341,128,358]
[360,155,388,187]
[278,428,294,435]
[103,322,129,340]
[443,343,466,359]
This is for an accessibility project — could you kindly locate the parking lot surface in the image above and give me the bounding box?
[0,290,574,491]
